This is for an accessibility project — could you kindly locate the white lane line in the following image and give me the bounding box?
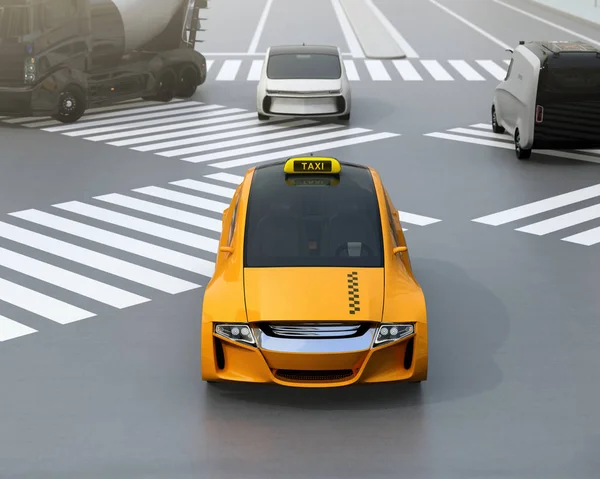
[516,203,600,236]
[215,60,242,81]
[424,132,514,149]
[0,221,198,294]
[364,60,391,81]
[146,120,315,158]
[67,108,243,137]
[93,112,256,144]
[204,173,245,185]
[0,278,94,324]
[448,60,485,81]
[398,211,441,226]
[210,132,400,169]
[392,60,422,81]
[429,0,511,50]
[10,210,215,277]
[169,180,236,199]
[364,0,419,57]
[0,315,37,342]
[133,186,229,214]
[160,123,342,158]
[248,0,274,54]
[448,127,510,140]
[183,128,369,163]
[206,59,214,71]
[247,60,264,80]
[476,60,506,80]
[331,0,365,58]
[420,60,454,81]
[53,202,219,253]
[44,104,223,133]
[493,0,600,48]
[0,246,149,308]
[94,193,222,233]
[472,184,600,226]
[343,60,360,81]
[563,225,600,246]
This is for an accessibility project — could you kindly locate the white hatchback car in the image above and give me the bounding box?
[257,45,351,121]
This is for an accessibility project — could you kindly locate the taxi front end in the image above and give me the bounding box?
[201,157,428,388]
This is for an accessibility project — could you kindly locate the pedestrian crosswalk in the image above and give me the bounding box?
[203,57,510,82]
[472,183,600,247]
[0,99,400,170]
[0,172,442,343]
[424,123,600,165]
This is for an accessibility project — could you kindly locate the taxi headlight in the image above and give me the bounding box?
[374,323,414,346]
[214,323,256,346]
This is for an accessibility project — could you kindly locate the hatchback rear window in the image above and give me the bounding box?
[266,53,342,79]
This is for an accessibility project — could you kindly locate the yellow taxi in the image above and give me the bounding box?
[201,156,428,387]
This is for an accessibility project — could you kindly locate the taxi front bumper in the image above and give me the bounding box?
[201,322,428,388]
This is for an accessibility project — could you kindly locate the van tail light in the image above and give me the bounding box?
[535,105,544,123]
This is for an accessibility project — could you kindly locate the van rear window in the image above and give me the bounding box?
[546,68,600,90]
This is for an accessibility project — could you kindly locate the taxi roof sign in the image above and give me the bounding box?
[284,157,341,174]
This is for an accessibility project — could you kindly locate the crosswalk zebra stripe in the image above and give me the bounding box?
[515,203,600,236]
[420,60,453,81]
[0,277,95,324]
[183,127,370,163]
[216,59,242,81]
[424,132,514,149]
[562,225,600,246]
[0,315,37,342]
[447,127,508,140]
[168,179,236,199]
[392,59,422,81]
[206,59,214,71]
[53,201,220,253]
[132,186,229,214]
[247,60,263,80]
[203,173,245,185]
[398,211,442,226]
[343,60,360,81]
[0,246,149,308]
[9,209,215,276]
[0,221,199,294]
[365,60,391,81]
[475,60,506,80]
[448,60,485,81]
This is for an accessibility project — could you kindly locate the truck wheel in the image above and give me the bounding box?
[515,129,532,160]
[153,68,177,102]
[175,65,199,98]
[491,106,504,133]
[52,88,85,123]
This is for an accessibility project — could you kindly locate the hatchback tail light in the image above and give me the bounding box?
[535,105,544,123]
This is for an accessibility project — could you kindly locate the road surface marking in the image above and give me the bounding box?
[216,59,242,81]
[206,59,214,71]
[476,60,506,80]
[398,211,442,226]
[563,226,600,246]
[448,60,485,81]
[331,0,365,58]
[365,0,419,57]
[169,180,236,199]
[0,315,37,342]
[133,186,229,213]
[343,60,360,81]
[424,132,514,149]
[420,60,454,81]
[204,173,244,185]
[447,127,509,140]
[516,203,600,236]
[365,60,391,81]
[392,60,422,81]
[248,0,274,54]
[247,60,264,80]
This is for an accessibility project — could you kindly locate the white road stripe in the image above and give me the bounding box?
[343,60,360,80]
[470,123,493,130]
[331,0,365,58]
[94,193,222,233]
[364,60,391,81]
[448,127,510,140]
[10,209,215,277]
[0,221,198,294]
[66,107,243,137]
[53,202,219,253]
[516,204,600,236]
[398,211,441,226]
[392,60,422,81]
[448,60,485,81]
[25,101,198,128]
[43,104,223,132]
[215,60,242,81]
[248,0,273,54]
[420,60,453,81]
[204,173,245,185]
[210,131,400,169]
[424,132,514,149]
[0,277,94,324]
[476,60,506,80]
[206,59,214,71]
[92,112,255,143]
[365,0,419,57]
[169,179,235,199]
[472,184,600,226]
[0,315,37,342]
[0,246,149,308]
[247,60,264,80]
[503,59,511,65]
[183,128,370,163]
[145,119,315,153]
[133,186,229,213]
[563,226,600,246]
[160,123,342,158]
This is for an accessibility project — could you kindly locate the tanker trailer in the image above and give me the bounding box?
[0,0,207,123]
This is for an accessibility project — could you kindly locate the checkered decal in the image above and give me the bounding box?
[347,272,360,315]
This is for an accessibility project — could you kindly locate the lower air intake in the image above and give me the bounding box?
[275,369,354,382]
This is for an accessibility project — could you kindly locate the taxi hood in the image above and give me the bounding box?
[243,268,383,322]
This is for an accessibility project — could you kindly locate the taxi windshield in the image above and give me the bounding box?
[243,163,384,268]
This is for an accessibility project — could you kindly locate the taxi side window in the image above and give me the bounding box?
[384,191,399,247]
[228,194,240,246]
[505,58,514,80]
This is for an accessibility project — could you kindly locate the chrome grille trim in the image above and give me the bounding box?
[267,323,362,338]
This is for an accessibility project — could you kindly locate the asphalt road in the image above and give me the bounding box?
[2,0,600,478]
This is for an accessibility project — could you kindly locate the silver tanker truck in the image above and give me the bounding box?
[0,0,208,123]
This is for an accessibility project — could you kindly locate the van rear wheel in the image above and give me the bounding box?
[515,129,532,160]
[491,106,504,133]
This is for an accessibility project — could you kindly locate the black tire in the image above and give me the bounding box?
[491,105,504,133]
[515,129,532,159]
[146,68,177,102]
[338,112,350,121]
[52,87,85,123]
[175,65,199,98]
[257,113,269,120]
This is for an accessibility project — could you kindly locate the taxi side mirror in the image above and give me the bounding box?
[219,246,233,253]
[393,246,407,254]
